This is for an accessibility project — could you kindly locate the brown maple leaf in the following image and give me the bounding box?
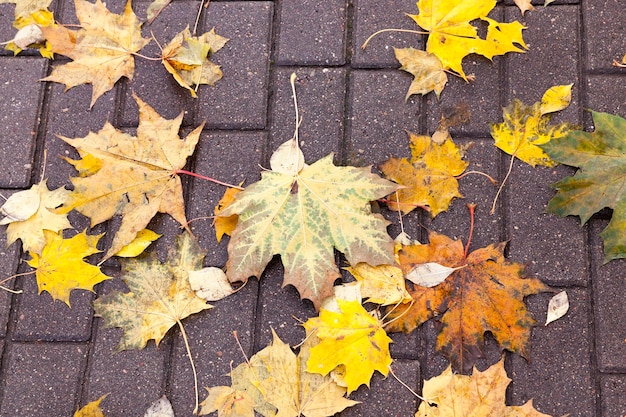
[59,94,202,259]
[40,0,150,107]
[386,231,550,373]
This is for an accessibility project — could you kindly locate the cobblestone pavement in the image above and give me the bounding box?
[0,0,624,416]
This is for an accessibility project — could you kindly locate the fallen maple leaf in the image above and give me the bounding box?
[59,94,202,259]
[386,231,550,373]
[26,230,110,306]
[114,228,161,257]
[394,47,447,99]
[213,186,242,243]
[491,84,574,168]
[346,262,411,306]
[415,358,554,416]
[303,299,393,393]
[4,8,54,57]
[219,153,399,309]
[409,0,527,80]
[93,231,210,350]
[161,26,228,98]
[541,110,626,262]
[380,130,468,217]
[74,394,107,417]
[1,179,71,255]
[0,0,51,21]
[200,386,255,417]
[40,0,150,107]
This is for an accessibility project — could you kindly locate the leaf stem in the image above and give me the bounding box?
[381,298,414,327]
[0,270,31,294]
[131,51,162,61]
[464,204,476,259]
[490,154,516,214]
[389,365,426,402]
[455,170,497,185]
[361,28,429,49]
[175,170,244,190]
[177,319,200,414]
[232,330,251,366]
[290,72,300,148]
[379,198,430,212]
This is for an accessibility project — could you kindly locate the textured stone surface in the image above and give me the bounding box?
[0,342,87,416]
[583,0,626,70]
[0,57,47,188]
[600,374,626,417]
[276,0,347,65]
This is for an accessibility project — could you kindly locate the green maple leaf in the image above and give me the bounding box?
[93,231,211,351]
[219,154,399,309]
[541,111,626,262]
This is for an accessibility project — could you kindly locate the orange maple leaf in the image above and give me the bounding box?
[386,231,550,373]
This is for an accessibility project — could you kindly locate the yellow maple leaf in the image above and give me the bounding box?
[394,47,447,99]
[213,186,242,243]
[0,0,51,21]
[386,231,550,373]
[409,0,527,80]
[59,94,202,259]
[380,130,468,217]
[346,262,411,306]
[491,84,574,167]
[161,26,228,98]
[1,179,71,255]
[74,394,107,417]
[303,299,392,393]
[40,0,150,107]
[4,9,54,58]
[114,228,161,257]
[415,358,554,417]
[26,230,110,306]
[200,386,255,417]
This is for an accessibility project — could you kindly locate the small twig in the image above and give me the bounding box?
[361,28,428,49]
[290,72,300,148]
[464,204,476,259]
[175,170,245,190]
[381,298,414,327]
[389,365,426,402]
[233,330,251,366]
[455,170,497,185]
[490,154,516,214]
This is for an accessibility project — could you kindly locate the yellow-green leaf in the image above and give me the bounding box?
[303,299,393,393]
[27,230,110,306]
[114,229,161,257]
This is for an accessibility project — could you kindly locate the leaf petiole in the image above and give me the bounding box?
[175,170,245,190]
[177,319,200,414]
[361,28,429,49]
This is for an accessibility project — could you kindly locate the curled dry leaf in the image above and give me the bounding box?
[27,230,111,306]
[405,262,465,288]
[319,281,362,313]
[380,130,468,217]
[1,179,71,255]
[144,396,174,417]
[269,139,306,175]
[545,291,569,326]
[188,267,235,301]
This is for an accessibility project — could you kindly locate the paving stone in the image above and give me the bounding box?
[197,1,273,129]
[585,75,626,129]
[119,1,200,127]
[508,289,595,417]
[506,5,581,125]
[600,374,626,417]
[0,57,47,188]
[0,342,87,417]
[276,0,347,65]
[506,160,588,286]
[351,0,421,68]
[341,359,420,417]
[426,138,505,249]
[168,279,258,417]
[347,69,421,166]
[13,273,95,341]
[583,0,625,71]
[590,219,626,372]
[270,67,346,162]
[81,279,168,417]
[187,131,264,267]
[0,189,21,337]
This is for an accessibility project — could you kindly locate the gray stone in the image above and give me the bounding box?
[586,75,626,130]
[0,342,87,416]
[509,289,595,417]
[600,374,626,417]
[583,0,625,70]
[351,0,421,68]
[197,1,273,129]
[0,57,47,187]
[0,189,21,337]
[270,67,346,162]
[276,0,347,65]
[591,219,626,372]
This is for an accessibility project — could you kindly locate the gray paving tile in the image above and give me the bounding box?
[586,75,626,129]
[276,0,347,65]
[13,274,95,341]
[591,219,626,372]
[0,57,47,188]
[0,189,21,337]
[187,131,264,267]
[168,280,258,417]
[583,0,625,71]
[270,67,346,163]
[508,289,595,417]
[82,280,168,417]
[341,359,419,416]
[600,374,626,417]
[347,69,421,166]
[507,161,588,286]
[506,5,581,125]
[0,342,87,417]
[197,1,273,129]
[351,0,421,68]
[119,1,199,127]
